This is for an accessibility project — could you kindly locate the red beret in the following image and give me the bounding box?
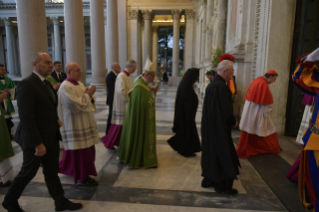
[219,54,236,62]
[266,70,278,75]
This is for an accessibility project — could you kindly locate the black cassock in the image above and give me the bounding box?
[201,75,240,182]
[167,68,201,157]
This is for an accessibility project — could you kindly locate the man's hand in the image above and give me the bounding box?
[0,91,8,102]
[53,82,61,90]
[35,143,46,156]
[153,85,160,93]
[85,85,96,97]
[57,119,63,128]
[232,121,238,128]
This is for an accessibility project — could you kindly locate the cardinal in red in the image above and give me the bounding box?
[236,70,281,158]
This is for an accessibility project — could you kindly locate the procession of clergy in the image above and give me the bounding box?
[1,47,319,211]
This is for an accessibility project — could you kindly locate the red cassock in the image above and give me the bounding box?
[236,76,281,158]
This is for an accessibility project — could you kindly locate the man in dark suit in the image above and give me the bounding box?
[105,62,121,134]
[51,61,67,83]
[2,52,82,212]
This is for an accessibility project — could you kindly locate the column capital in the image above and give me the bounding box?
[171,9,182,20]
[50,16,60,25]
[185,9,196,19]
[142,10,153,20]
[128,9,140,20]
[2,17,12,26]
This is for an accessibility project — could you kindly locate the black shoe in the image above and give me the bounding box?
[55,198,82,211]
[224,188,238,195]
[79,176,98,186]
[201,178,215,188]
[214,188,238,195]
[0,180,11,187]
[147,165,158,169]
[181,153,196,157]
[2,201,25,212]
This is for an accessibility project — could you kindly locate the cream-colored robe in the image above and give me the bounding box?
[112,72,132,125]
[58,81,99,150]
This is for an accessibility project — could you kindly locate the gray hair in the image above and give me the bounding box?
[216,60,233,73]
[126,59,136,68]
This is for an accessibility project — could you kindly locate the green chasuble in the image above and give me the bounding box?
[0,75,16,116]
[118,77,158,168]
[46,75,58,86]
[0,106,14,162]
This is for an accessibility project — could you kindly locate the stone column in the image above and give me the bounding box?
[171,9,182,77]
[184,10,196,71]
[2,17,15,76]
[152,25,158,73]
[16,0,48,79]
[128,9,140,78]
[205,0,213,60]
[200,1,207,63]
[90,0,106,88]
[50,17,62,63]
[142,10,152,65]
[118,0,127,69]
[107,0,119,71]
[104,16,108,71]
[64,0,86,84]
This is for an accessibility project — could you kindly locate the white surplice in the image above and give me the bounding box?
[58,81,99,150]
[239,100,276,137]
[111,72,132,125]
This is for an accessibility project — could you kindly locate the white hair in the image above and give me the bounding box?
[216,60,233,73]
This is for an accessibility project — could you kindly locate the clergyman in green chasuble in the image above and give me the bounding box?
[118,76,158,168]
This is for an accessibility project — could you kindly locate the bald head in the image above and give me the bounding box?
[32,52,53,78]
[65,62,82,82]
[111,62,121,74]
[216,60,234,81]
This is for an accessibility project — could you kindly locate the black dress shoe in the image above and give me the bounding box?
[55,198,82,211]
[0,180,11,187]
[201,178,215,188]
[79,176,98,186]
[214,188,238,195]
[181,153,196,157]
[2,201,25,212]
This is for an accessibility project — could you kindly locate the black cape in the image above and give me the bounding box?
[167,68,201,156]
[201,75,240,182]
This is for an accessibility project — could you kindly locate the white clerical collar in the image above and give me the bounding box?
[33,71,46,82]
[112,70,118,76]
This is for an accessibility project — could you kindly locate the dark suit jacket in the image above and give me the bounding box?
[15,73,62,151]
[106,71,117,106]
[51,70,67,83]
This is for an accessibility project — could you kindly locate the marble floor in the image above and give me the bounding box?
[0,83,305,212]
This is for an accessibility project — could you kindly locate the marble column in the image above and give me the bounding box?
[90,0,106,88]
[171,9,182,77]
[104,16,108,71]
[205,0,213,60]
[107,0,119,71]
[200,2,207,63]
[128,9,140,78]
[64,0,86,84]
[16,0,48,79]
[152,25,158,73]
[142,10,152,65]
[50,17,62,63]
[117,0,127,69]
[184,10,196,71]
[2,17,15,76]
